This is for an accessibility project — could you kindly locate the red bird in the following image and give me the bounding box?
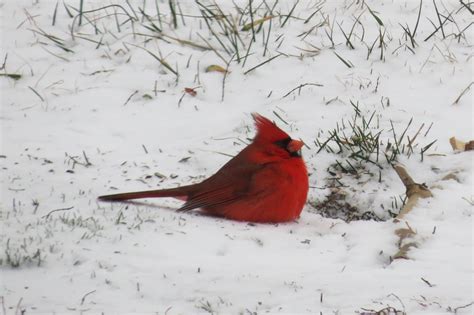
[98,114,309,223]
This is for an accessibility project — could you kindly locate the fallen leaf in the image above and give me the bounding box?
[449,137,474,151]
[205,65,228,73]
[184,87,197,97]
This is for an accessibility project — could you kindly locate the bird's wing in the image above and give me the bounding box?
[177,184,242,212]
[177,162,271,212]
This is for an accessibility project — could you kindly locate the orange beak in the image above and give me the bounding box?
[287,139,304,156]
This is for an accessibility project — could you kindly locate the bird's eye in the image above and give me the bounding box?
[274,137,292,150]
[274,137,303,157]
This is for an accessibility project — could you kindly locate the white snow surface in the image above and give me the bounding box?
[1,0,473,314]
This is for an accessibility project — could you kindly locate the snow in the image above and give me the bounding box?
[1,0,473,314]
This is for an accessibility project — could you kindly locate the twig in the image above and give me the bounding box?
[221,55,234,102]
[0,73,21,80]
[459,0,474,14]
[412,0,423,39]
[82,150,92,166]
[169,0,177,28]
[78,0,84,26]
[432,0,445,39]
[282,83,323,98]
[42,206,74,219]
[272,111,288,125]
[333,51,353,68]
[453,301,474,313]
[14,298,23,315]
[196,33,227,65]
[8,188,25,192]
[421,277,435,287]
[248,0,256,41]
[424,122,433,137]
[462,197,474,206]
[424,10,453,41]
[70,4,135,39]
[407,123,424,154]
[128,44,178,76]
[158,33,211,51]
[123,90,138,106]
[80,290,96,305]
[0,296,5,315]
[388,293,406,313]
[452,82,473,105]
[0,53,7,70]
[66,152,90,168]
[281,0,299,27]
[28,86,44,102]
[243,53,282,75]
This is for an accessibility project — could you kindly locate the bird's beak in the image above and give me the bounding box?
[287,139,304,157]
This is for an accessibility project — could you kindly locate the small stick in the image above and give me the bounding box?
[454,302,474,313]
[432,0,445,39]
[80,289,96,305]
[123,90,138,106]
[28,86,44,102]
[14,298,23,315]
[82,150,92,166]
[221,54,234,102]
[424,122,433,137]
[282,83,323,98]
[0,53,7,70]
[424,10,453,42]
[459,0,474,14]
[452,82,473,105]
[272,111,288,125]
[387,293,406,313]
[421,277,435,287]
[243,54,282,75]
[1,296,6,315]
[196,33,227,65]
[78,0,84,25]
[407,123,424,153]
[42,206,74,219]
[177,93,185,106]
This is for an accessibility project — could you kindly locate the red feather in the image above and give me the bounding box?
[252,113,290,143]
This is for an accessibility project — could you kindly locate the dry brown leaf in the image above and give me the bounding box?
[467,141,474,151]
[392,222,419,262]
[441,172,461,182]
[393,164,433,219]
[393,242,418,260]
[205,65,228,73]
[450,137,474,151]
[184,87,197,97]
[395,227,416,240]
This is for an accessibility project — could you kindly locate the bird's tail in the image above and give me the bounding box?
[98,186,193,202]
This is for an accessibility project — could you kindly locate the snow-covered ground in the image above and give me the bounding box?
[1,0,473,314]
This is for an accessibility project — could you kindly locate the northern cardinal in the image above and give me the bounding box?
[98,114,308,223]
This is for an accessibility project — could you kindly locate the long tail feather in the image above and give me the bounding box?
[98,186,191,201]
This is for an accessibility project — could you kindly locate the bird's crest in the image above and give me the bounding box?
[252,113,290,143]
